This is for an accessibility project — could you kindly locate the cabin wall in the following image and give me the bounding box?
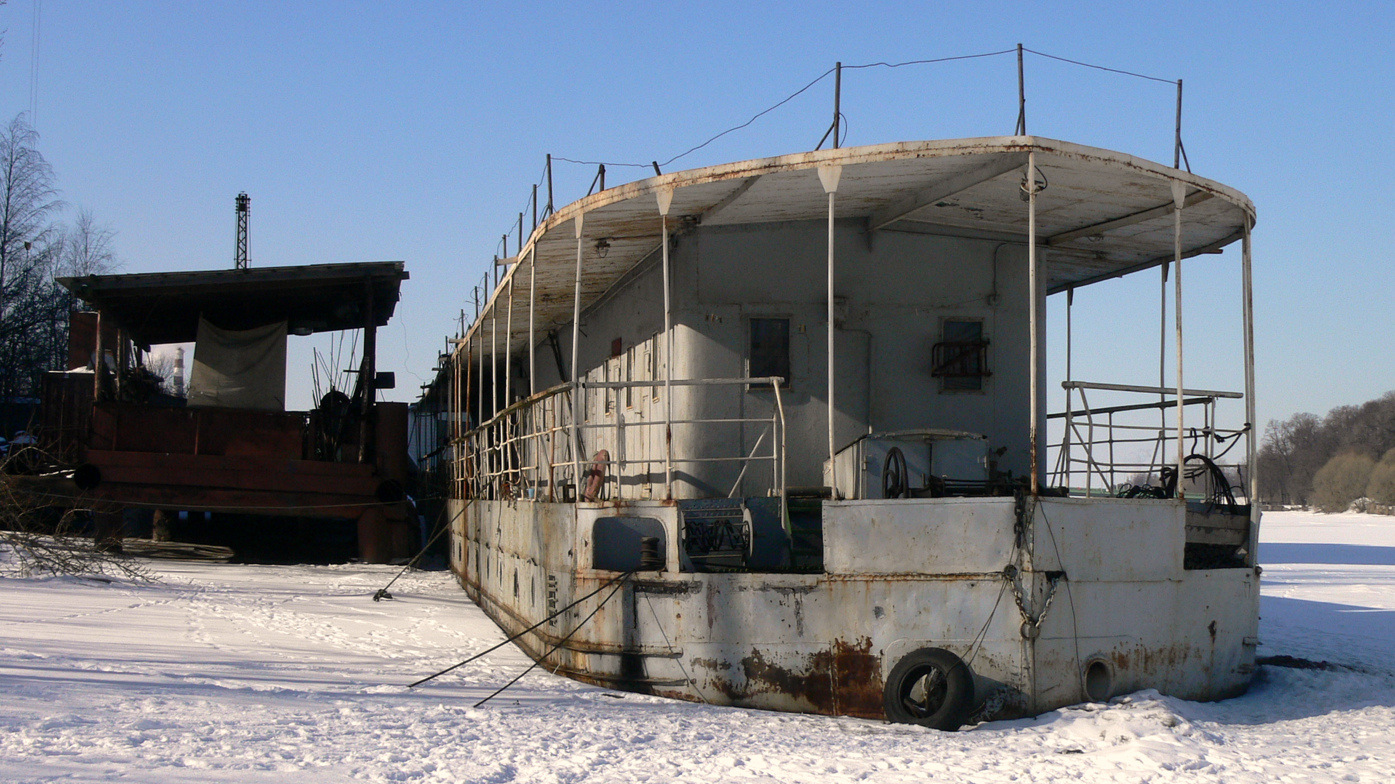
[514,219,1041,500]
[670,219,1037,493]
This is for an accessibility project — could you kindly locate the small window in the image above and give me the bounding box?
[749,317,790,387]
[933,319,990,391]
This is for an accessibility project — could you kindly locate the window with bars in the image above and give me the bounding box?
[932,319,990,391]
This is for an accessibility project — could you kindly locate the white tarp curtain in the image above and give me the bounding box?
[187,317,287,411]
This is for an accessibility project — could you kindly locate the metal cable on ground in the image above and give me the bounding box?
[372,503,463,601]
[408,570,632,688]
[473,572,632,708]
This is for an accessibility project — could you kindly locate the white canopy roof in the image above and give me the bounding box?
[468,136,1254,355]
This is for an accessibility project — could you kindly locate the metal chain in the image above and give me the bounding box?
[1010,567,1062,635]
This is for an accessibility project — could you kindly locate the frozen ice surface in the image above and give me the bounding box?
[1,510,1392,782]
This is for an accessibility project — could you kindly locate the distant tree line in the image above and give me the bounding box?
[1258,391,1395,512]
[0,113,120,409]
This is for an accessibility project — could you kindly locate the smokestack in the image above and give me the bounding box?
[173,347,185,397]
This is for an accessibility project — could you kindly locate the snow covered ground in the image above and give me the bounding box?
[1,510,1392,783]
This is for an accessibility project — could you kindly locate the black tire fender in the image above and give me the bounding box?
[882,647,974,731]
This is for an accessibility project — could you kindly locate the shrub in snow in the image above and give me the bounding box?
[1364,448,1395,507]
[1311,452,1376,513]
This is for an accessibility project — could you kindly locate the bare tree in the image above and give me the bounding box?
[57,207,118,277]
[0,113,62,401]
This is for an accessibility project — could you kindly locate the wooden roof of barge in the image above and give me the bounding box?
[58,261,408,349]
[466,136,1254,357]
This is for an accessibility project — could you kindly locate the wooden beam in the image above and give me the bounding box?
[868,154,1027,231]
[1047,190,1212,247]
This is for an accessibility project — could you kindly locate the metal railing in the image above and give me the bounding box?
[457,377,786,505]
[1048,381,1249,498]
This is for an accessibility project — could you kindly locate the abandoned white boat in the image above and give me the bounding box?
[422,130,1260,729]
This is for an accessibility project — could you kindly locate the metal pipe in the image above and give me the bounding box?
[571,214,585,477]
[359,279,377,464]
[1064,288,1073,491]
[477,321,484,434]
[1172,182,1186,491]
[657,189,675,499]
[832,61,842,149]
[819,166,841,495]
[505,276,514,410]
[1241,219,1259,554]
[1027,152,1039,495]
[1174,80,1183,170]
[529,248,536,397]
[1016,43,1026,136]
[546,154,554,217]
[491,294,498,428]
[774,382,788,533]
[1063,380,1241,398]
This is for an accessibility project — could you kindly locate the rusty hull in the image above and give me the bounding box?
[450,495,1258,724]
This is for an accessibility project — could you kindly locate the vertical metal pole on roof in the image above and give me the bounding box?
[1172,181,1187,493]
[1241,218,1258,554]
[819,165,842,495]
[546,154,555,217]
[1015,44,1027,136]
[571,214,585,478]
[518,213,524,256]
[832,62,842,149]
[1174,80,1183,169]
[1027,152,1039,495]
[528,248,536,398]
[532,184,538,232]
[657,188,675,499]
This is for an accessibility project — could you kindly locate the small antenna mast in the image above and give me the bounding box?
[235,192,250,270]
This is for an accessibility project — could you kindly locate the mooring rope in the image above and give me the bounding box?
[408,570,632,689]
[472,572,632,708]
[372,503,463,601]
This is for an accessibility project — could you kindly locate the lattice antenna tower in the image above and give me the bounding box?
[234,192,250,270]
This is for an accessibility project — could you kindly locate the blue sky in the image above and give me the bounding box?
[1,1,1390,434]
